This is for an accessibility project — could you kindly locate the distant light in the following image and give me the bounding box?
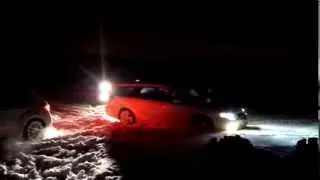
[98,81,112,103]
[241,108,246,112]
[206,98,212,103]
[99,81,112,92]
[135,79,140,82]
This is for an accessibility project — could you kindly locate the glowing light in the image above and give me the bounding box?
[241,108,246,112]
[99,81,112,92]
[219,112,236,120]
[98,81,112,103]
[98,92,110,102]
[225,121,240,133]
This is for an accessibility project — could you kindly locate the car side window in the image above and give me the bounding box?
[139,87,173,102]
[157,88,173,103]
[114,87,140,97]
[171,89,202,105]
[139,87,157,99]
[171,89,188,103]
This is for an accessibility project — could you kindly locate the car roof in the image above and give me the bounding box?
[112,81,213,91]
[114,83,170,89]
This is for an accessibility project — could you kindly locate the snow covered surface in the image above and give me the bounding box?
[0,135,120,180]
[50,103,318,148]
[0,103,318,179]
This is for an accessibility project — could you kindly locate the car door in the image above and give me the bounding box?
[134,87,166,127]
[159,88,201,129]
[145,87,176,128]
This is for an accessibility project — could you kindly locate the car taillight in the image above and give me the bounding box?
[44,103,51,112]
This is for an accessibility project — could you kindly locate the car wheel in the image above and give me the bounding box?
[190,115,215,133]
[23,119,45,141]
[118,109,136,125]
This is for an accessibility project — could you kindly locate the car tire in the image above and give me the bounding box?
[23,119,45,141]
[118,108,136,125]
[190,114,215,133]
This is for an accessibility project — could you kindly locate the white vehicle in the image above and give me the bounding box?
[0,90,52,141]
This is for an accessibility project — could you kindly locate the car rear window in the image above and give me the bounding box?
[113,86,173,102]
[139,87,172,102]
[113,87,140,97]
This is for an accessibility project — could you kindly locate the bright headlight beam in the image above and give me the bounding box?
[225,121,240,133]
[99,92,110,102]
[98,81,112,103]
[99,81,112,92]
[219,112,236,121]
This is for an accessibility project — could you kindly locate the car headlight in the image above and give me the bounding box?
[225,121,240,133]
[219,112,236,121]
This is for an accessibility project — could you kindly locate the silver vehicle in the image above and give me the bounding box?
[0,90,52,141]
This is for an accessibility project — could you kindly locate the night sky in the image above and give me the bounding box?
[0,2,317,116]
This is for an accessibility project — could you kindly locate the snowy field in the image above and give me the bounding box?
[0,103,318,179]
[0,135,120,180]
[49,103,318,148]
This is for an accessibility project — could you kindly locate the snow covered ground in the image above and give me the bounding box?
[50,103,318,148]
[0,103,318,179]
[0,135,120,180]
[190,117,318,156]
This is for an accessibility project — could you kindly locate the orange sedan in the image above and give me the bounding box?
[100,82,248,131]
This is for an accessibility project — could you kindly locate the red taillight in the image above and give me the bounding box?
[44,103,51,112]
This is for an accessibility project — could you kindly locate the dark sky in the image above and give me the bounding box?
[0,2,317,115]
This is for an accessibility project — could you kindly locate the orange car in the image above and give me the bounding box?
[101,82,248,131]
